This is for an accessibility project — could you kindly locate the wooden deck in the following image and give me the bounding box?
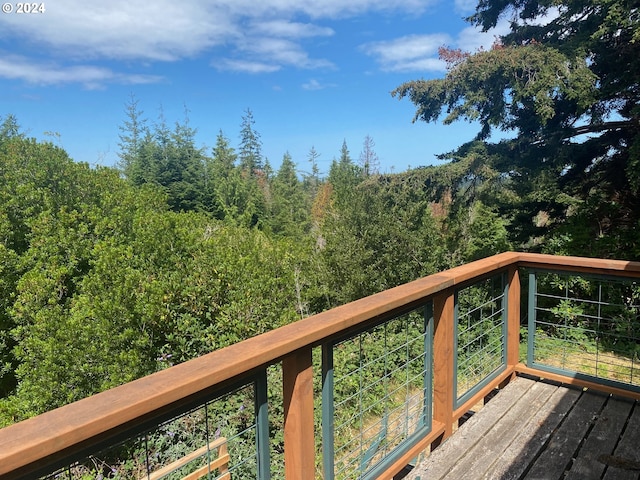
[406,375,640,480]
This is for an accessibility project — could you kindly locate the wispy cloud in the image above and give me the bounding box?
[251,20,335,39]
[0,0,441,84]
[213,59,281,74]
[0,1,235,61]
[225,0,438,19]
[361,17,511,73]
[0,55,162,88]
[301,78,336,90]
[361,34,451,72]
[454,0,477,15]
[226,36,335,71]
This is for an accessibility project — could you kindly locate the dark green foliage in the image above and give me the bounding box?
[317,169,446,306]
[0,135,306,424]
[393,0,640,258]
[269,152,310,236]
[118,103,206,212]
[327,140,361,208]
[0,115,22,143]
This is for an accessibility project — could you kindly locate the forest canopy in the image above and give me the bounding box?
[0,111,509,424]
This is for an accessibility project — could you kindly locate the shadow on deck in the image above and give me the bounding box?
[406,375,640,480]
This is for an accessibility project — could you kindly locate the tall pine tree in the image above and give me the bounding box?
[238,109,263,175]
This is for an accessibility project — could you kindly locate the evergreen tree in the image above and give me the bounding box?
[393,0,640,257]
[359,135,379,177]
[303,146,323,224]
[166,108,206,211]
[318,171,444,306]
[303,145,321,200]
[270,152,309,236]
[119,102,205,212]
[204,130,237,216]
[328,140,361,207]
[238,109,263,175]
[0,114,22,144]
[117,95,148,183]
[208,129,266,227]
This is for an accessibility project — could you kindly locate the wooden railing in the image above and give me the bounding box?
[1,252,640,479]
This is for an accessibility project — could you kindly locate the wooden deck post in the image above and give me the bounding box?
[282,347,315,479]
[506,266,521,373]
[433,288,455,440]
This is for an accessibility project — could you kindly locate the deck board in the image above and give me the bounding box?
[526,389,609,479]
[602,402,640,480]
[565,397,634,480]
[488,384,579,480]
[445,381,560,479]
[406,375,639,480]
[406,378,534,480]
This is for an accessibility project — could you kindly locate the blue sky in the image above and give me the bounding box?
[0,0,509,175]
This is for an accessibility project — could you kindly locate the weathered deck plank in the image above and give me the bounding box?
[444,381,561,479]
[525,389,608,479]
[602,402,640,480]
[565,396,634,480]
[405,377,535,480]
[487,383,580,480]
[406,375,639,480]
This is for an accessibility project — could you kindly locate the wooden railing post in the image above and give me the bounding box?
[433,288,455,440]
[282,347,315,479]
[506,266,521,372]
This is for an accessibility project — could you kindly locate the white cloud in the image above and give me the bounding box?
[251,20,335,39]
[224,0,437,19]
[0,0,437,62]
[234,37,334,69]
[0,55,162,88]
[0,1,236,61]
[361,34,451,72]
[213,59,281,74]
[0,0,443,83]
[360,17,512,73]
[301,78,336,90]
[456,20,510,52]
[454,0,477,15]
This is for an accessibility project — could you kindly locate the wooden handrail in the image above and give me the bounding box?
[1,252,639,479]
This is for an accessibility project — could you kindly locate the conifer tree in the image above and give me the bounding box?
[393,0,640,256]
[328,140,361,207]
[359,135,379,177]
[271,152,309,236]
[117,95,148,183]
[238,109,263,175]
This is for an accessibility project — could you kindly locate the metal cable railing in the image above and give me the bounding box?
[322,304,432,480]
[454,273,507,408]
[41,375,269,480]
[528,270,640,393]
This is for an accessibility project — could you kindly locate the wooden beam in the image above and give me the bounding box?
[143,437,228,480]
[282,348,315,479]
[517,253,640,278]
[506,266,521,370]
[433,289,455,439]
[515,365,640,401]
